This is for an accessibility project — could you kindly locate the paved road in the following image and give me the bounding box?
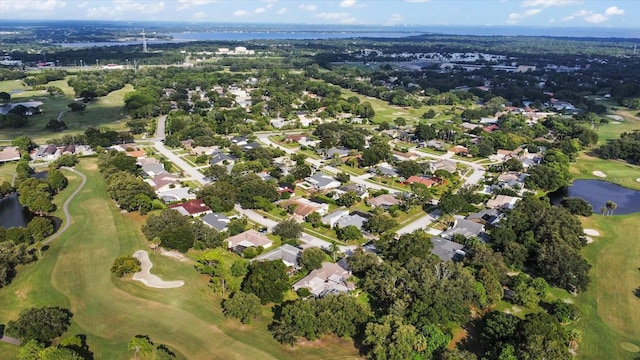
[44,167,87,246]
[142,115,208,185]
[234,205,355,253]
[0,334,20,346]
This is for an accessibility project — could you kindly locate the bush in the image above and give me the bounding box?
[111,256,142,277]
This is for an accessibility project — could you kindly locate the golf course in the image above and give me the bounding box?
[0,159,360,359]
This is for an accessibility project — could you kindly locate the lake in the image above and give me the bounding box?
[548,180,640,215]
[0,193,32,229]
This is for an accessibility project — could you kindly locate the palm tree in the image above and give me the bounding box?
[605,200,617,216]
[600,206,607,216]
[609,201,617,216]
[328,241,340,262]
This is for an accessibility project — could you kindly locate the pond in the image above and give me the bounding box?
[548,179,640,215]
[0,193,32,229]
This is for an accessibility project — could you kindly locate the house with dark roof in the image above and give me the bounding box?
[306,173,341,190]
[253,244,302,269]
[209,150,237,167]
[169,199,212,217]
[466,208,503,227]
[430,237,466,262]
[441,219,485,240]
[202,213,231,232]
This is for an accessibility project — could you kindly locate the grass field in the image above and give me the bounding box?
[573,214,640,360]
[0,159,360,359]
[0,78,132,143]
[570,154,640,191]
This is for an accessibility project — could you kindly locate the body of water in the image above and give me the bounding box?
[0,193,31,229]
[54,24,639,48]
[548,180,640,215]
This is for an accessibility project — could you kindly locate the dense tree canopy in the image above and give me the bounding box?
[7,306,73,343]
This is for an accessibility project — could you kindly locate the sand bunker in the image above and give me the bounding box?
[159,248,189,262]
[584,229,601,236]
[585,236,594,244]
[607,115,623,121]
[611,121,621,124]
[132,250,184,289]
[592,170,606,178]
[636,178,640,183]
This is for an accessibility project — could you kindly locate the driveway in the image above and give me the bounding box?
[396,211,440,235]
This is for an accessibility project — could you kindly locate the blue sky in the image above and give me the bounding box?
[1,0,638,28]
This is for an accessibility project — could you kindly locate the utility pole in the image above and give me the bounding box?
[142,29,148,53]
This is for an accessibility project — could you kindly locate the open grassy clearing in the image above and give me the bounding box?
[573,214,640,360]
[339,88,450,124]
[570,154,640,190]
[0,159,360,359]
[0,78,132,143]
[0,163,17,184]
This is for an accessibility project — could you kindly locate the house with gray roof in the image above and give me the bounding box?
[320,147,350,159]
[466,208,503,227]
[441,219,485,240]
[371,165,398,177]
[157,187,196,203]
[336,213,368,230]
[306,173,341,190]
[253,244,302,269]
[209,150,237,166]
[431,237,466,262]
[322,209,350,228]
[202,213,231,232]
[141,163,167,178]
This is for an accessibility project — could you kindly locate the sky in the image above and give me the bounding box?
[1,0,638,28]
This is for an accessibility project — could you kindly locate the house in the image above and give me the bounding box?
[231,136,249,146]
[371,165,398,178]
[253,244,302,269]
[191,146,218,155]
[270,118,290,129]
[425,140,446,150]
[168,199,211,217]
[202,213,231,232]
[283,198,329,221]
[430,159,457,173]
[209,151,237,167]
[496,172,527,190]
[336,212,369,230]
[36,144,59,161]
[145,173,181,192]
[292,262,355,298]
[126,149,146,159]
[241,142,262,151]
[286,134,307,143]
[141,163,167,178]
[321,209,350,228]
[336,183,368,198]
[61,144,76,155]
[441,219,485,239]
[368,194,400,209]
[306,173,341,190]
[448,145,469,156]
[460,122,481,131]
[430,237,466,262]
[226,230,273,252]
[157,187,197,203]
[0,146,20,163]
[181,139,194,149]
[321,147,350,159]
[486,195,521,210]
[392,151,419,161]
[406,176,440,188]
[466,208,503,227]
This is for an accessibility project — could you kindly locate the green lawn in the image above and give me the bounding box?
[0,159,360,359]
[0,163,17,184]
[570,154,640,190]
[573,214,640,360]
[0,79,132,143]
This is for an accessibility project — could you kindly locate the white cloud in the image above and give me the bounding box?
[0,0,66,13]
[266,3,273,9]
[340,0,357,7]
[276,7,287,15]
[507,8,541,23]
[584,13,607,23]
[77,1,88,8]
[298,4,317,11]
[254,7,266,14]
[233,9,248,16]
[193,11,207,20]
[522,0,581,7]
[386,14,404,25]
[87,1,165,18]
[315,12,356,24]
[176,0,217,10]
[605,6,624,16]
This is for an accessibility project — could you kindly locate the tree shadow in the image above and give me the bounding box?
[68,334,94,360]
[633,287,640,299]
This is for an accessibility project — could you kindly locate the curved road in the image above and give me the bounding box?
[43,167,87,246]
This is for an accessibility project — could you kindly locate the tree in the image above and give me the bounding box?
[198,181,237,212]
[273,218,303,241]
[305,212,322,227]
[560,197,592,216]
[17,178,56,216]
[242,260,290,304]
[47,169,68,193]
[6,306,73,343]
[335,171,350,183]
[549,300,581,323]
[17,339,45,360]
[141,209,188,241]
[363,213,397,235]
[300,247,326,271]
[104,172,156,212]
[0,91,10,103]
[12,136,36,153]
[291,164,312,180]
[375,230,433,263]
[503,157,524,172]
[222,291,263,324]
[128,336,154,360]
[27,217,54,243]
[111,256,142,277]
[364,316,422,360]
[361,136,391,167]
[336,225,363,242]
[336,191,360,207]
[39,347,83,360]
[159,225,195,253]
[605,200,617,216]
[396,160,424,179]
